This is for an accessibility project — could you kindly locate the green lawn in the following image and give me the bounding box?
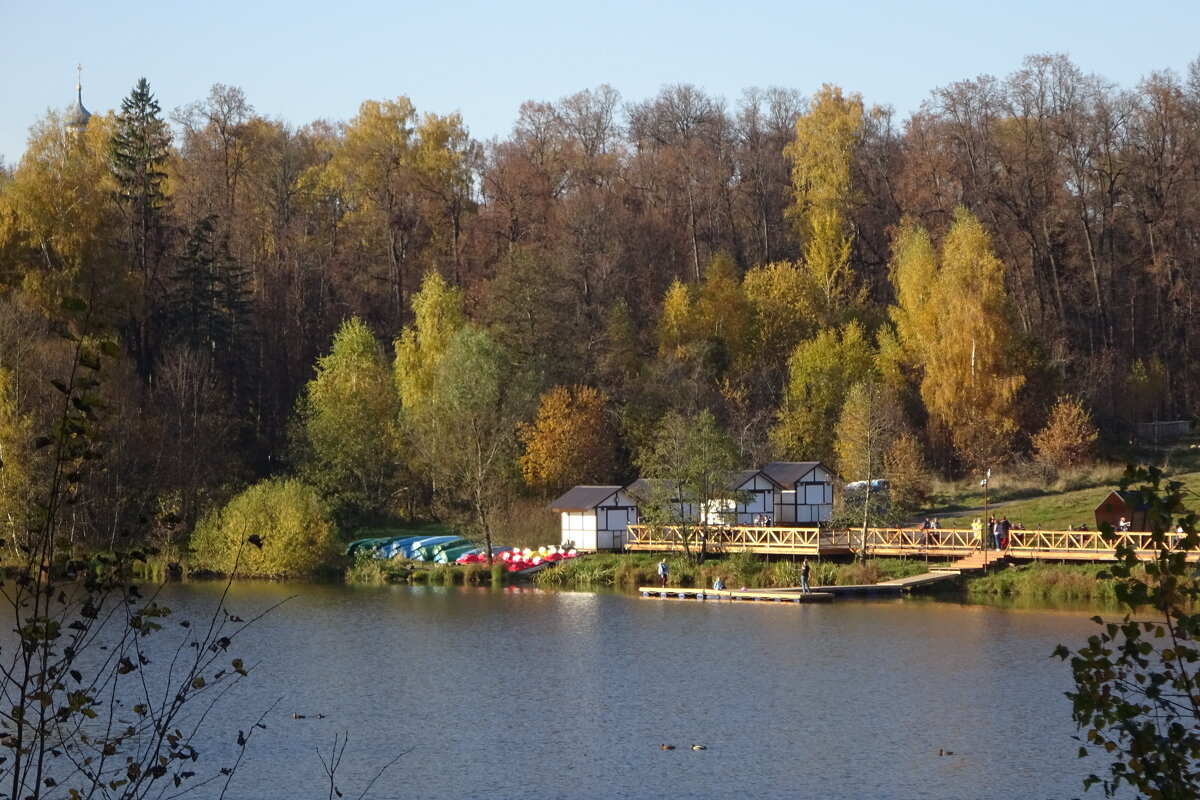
[930,467,1200,531]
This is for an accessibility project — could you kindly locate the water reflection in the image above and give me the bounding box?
[66,584,1107,799]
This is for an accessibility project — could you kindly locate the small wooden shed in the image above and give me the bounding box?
[550,485,639,552]
[762,461,835,524]
[1094,490,1149,532]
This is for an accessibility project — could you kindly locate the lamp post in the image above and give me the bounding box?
[980,469,991,568]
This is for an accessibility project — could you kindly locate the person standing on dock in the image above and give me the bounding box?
[801,559,812,594]
[658,559,669,587]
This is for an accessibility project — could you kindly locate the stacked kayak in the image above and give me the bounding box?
[456,546,579,572]
[345,536,579,574]
[345,535,469,561]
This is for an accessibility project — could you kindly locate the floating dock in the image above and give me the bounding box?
[639,569,962,603]
[813,571,960,596]
[639,587,834,603]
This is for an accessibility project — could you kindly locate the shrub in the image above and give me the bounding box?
[885,432,932,514]
[189,478,338,578]
[1032,395,1099,478]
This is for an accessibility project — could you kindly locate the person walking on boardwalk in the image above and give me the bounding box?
[658,559,669,587]
[800,558,812,594]
[991,516,1002,550]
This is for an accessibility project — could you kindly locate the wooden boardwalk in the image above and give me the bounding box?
[627,524,1198,563]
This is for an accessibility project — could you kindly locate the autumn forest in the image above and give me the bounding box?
[1,52,1198,563]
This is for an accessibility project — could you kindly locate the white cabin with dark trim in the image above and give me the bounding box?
[625,478,699,524]
[721,469,784,525]
[762,462,834,524]
[550,485,639,552]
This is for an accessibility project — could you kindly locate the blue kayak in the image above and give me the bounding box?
[403,535,464,561]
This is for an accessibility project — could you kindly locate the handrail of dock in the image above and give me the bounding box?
[626,524,851,555]
[626,524,1197,562]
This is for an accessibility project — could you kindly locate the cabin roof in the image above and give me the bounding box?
[762,461,826,488]
[548,485,623,511]
[729,469,783,491]
[1096,489,1151,513]
[624,478,666,497]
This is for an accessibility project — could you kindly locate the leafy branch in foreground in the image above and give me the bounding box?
[0,295,273,799]
[1054,464,1200,799]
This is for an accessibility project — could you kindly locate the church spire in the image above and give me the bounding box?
[66,63,92,134]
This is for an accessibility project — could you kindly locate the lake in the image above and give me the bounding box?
[139,583,1104,800]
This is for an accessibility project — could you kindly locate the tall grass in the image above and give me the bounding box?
[345,556,502,586]
[534,553,930,590]
[966,562,1120,602]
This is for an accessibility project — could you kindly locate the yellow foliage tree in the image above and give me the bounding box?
[518,385,615,494]
[742,261,820,356]
[0,110,120,306]
[695,252,753,368]
[657,278,694,358]
[883,432,932,514]
[783,84,864,321]
[1031,395,1099,476]
[295,317,402,520]
[321,97,418,314]
[888,208,1025,469]
[412,112,477,280]
[394,269,465,414]
[770,320,876,463]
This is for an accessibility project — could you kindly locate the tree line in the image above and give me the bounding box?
[0,53,1196,557]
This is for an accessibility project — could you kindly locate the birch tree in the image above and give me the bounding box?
[784,84,864,322]
[889,208,1025,470]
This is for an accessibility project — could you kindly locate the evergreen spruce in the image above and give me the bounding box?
[109,78,173,377]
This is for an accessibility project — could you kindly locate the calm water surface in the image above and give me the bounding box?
[155,583,1102,800]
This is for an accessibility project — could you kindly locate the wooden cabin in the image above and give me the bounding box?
[761,462,835,524]
[550,485,640,552]
[1095,490,1149,532]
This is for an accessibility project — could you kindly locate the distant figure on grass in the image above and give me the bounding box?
[658,559,669,587]
[801,559,812,594]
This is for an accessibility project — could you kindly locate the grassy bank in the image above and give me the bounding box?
[345,554,511,586]
[533,554,931,590]
[964,562,1122,603]
[929,461,1200,531]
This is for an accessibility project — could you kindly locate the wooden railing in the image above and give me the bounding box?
[624,524,1198,561]
[1004,528,1187,560]
[858,527,980,555]
[626,525,851,555]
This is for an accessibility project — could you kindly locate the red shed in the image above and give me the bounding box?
[1094,490,1149,532]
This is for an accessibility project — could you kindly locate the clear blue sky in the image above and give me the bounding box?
[3,0,1199,166]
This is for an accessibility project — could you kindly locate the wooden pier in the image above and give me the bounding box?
[639,586,834,603]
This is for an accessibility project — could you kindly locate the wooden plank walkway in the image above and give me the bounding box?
[805,572,961,596]
[639,586,833,603]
